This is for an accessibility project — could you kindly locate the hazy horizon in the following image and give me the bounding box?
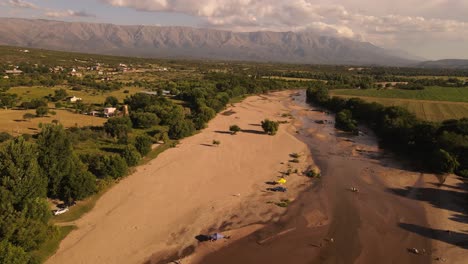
[1,0,468,60]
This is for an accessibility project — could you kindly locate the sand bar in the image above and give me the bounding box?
[47,91,314,264]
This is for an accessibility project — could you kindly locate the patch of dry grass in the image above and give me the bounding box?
[0,108,105,136]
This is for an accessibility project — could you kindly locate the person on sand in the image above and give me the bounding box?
[210,233,230,241]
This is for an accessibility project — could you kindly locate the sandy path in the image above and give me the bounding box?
[47,91,314,264]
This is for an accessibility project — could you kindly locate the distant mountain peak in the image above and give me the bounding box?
[0,17,418,66]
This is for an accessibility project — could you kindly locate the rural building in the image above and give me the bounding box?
[3,75,9,79]
[70,68,83,77]
[140,91,158,96]
[68,96,82,103]
[162,90,171,96]
[5,69,23,75]
[103,107,117,117]
[88,110,101,116]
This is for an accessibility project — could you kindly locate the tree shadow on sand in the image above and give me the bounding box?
[399,223,468,249]
[387,185,468,224]
[214,130,233,135]
[240,129,265,135]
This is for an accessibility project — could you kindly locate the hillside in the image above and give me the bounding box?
[0,18,416,66]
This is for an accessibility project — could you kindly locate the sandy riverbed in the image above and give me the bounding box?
[47,91,316,264]
[198,91,468,264]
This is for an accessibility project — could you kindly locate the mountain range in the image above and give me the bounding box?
[0,18,425,66]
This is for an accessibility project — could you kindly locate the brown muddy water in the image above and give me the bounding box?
[199,90,432,264]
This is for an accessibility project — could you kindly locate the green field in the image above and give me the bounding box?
[330,86,468,121]
[332,86,468,103]
[8,85,146,104]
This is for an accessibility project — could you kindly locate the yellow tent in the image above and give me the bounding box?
[276,178,287,184]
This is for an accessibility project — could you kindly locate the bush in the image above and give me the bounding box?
[36,106,49,117]
[104,96,119,107]
[335,109,357,133]
[430,149,459,174]
[0,132,12,143]
[122,145,141,166]
[305,169,321,178]
[212,140,220,146]
[229,125,241,134]
[261,119,279,135]
[134,135,152,156]
[130,112,160,129]
[168,119,195,139]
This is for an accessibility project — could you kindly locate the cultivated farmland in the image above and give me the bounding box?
[331,87,468,121]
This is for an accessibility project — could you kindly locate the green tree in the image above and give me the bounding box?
[168,119,195,139]
[0,137,47,209]
[103,155,128,179]
[0,93,18,109]
[193,106,216,130]
[37,124,96,201]
[53,89,68,102]
[0,240,31,264]
[134,135,152,156]
[261,119,279,135]
[23,113,35,121]
[0,132,12,143]
[104,117,132,143]
[58,156,97,203]
[104,96,119,107]
[130,112,160,129]
[122,145,141,166]
[229,125,241,135]
[335,109,358,133]
[431,149,460,174]
[35,106,49,117]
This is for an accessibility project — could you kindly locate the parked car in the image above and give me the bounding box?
[53,207,69,216]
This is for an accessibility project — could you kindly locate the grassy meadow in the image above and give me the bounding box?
[332,86,468,102]
[0,108,105,136]
[331,87,468,121]
[8,85,146,104]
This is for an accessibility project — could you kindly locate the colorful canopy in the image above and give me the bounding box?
[276,178,287,184]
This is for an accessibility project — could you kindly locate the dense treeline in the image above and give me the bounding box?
[306,87,468,177]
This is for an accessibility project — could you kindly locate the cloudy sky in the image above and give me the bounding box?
[1,0,468,60]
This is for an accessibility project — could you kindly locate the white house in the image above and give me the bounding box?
[103,107,117,117]
[69,96,82,103]
[5,69,23,75]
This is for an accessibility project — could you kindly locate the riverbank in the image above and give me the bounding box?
[47,91,317,264]
[198,91,468,264]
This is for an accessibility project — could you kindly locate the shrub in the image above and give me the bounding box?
[130,112,160,129]
[0,132,12,143]
[229,125,241,134]
[35,106,49,117]
[212,140,220,146]
[305,169,321,178]
[122,145,141,166]
[134,135,152,156]
[168,119,195,139]
[335,109,358,133]
[261,119,279,135]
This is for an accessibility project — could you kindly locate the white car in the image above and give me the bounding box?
[54,207,69,216]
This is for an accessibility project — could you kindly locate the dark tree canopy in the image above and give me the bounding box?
[261,119,279,135]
